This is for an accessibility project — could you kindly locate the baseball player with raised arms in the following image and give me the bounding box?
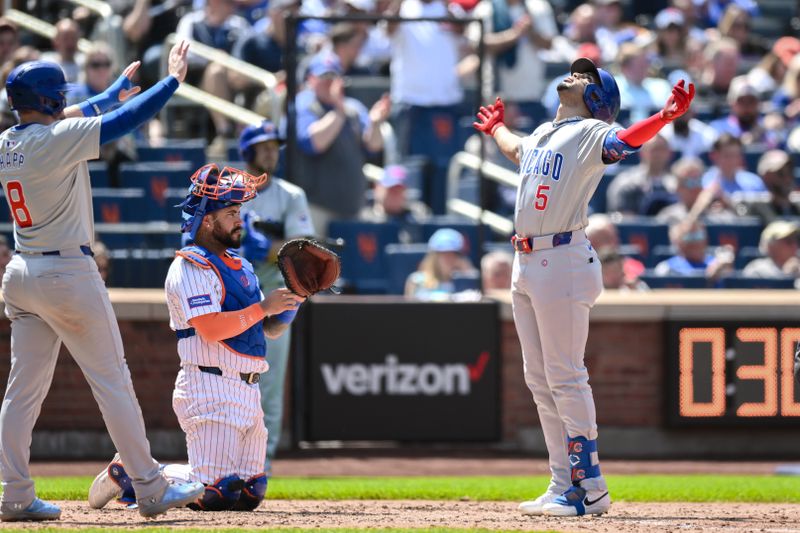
[474,58,694,517]
[237,120,315,476]
[88,163,304,511]
[0,41,206,522]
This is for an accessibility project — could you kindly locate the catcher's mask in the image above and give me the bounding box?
[178,163,266,240]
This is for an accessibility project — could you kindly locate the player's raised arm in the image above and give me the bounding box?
[62,61,142,119]
[473,97,522,165]
[97,39,190,145]
[615,80,695,148]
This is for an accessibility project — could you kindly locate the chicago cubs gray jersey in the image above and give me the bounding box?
[0,117,101,252]
[515,117,616,236]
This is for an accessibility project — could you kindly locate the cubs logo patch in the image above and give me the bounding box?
[187,294,212,308]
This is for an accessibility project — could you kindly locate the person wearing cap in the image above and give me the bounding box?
[360,164,430,228]
[654,7,688,71]
[656,156,736,225]
[747,36,800,97]
[709,76,778,147]
[404,228,477,300]
[654,221,734,281]
[237,120,315,476]
[743,221,800,284]
[701,133,765,198]
[466,0,557,122]
[739,150,800,224]
[293,51,390,236]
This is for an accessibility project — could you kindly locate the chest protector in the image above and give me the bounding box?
[177,245,266,358]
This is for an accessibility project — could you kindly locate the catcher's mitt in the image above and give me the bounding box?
[278,238,341,297]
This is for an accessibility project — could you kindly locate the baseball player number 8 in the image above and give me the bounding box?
[5,181,32,227]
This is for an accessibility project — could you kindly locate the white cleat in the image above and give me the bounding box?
[541,485,611,517]
[88,454,126,509]
[518,491,561,515]
[137,480,205,518]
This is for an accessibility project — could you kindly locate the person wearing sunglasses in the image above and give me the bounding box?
[654,220,734,282]
[656,156,736,226]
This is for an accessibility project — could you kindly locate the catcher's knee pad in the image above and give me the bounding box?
[568,436,601,483]
[231,474,268,511]
[188,474,245,511]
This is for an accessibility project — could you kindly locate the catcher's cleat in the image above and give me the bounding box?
[0,498,61,522]
[137,480,205,518]
[541,484,611,517]
[89,453,136,509]
[518,490,562,516]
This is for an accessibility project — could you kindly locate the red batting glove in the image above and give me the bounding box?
[660,79,695,123]
[472,97,506,136]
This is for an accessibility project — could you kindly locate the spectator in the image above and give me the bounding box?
[709,77,779,148]
[739,150,800,224]
[41,18,84,83]
[0,18,18,66]
[598,248,648,291]
[480,250,513,292]
[176,0,252,150]
[659,105,719,158]
[653,8,690,74]
[657,156,736,225]
[697,37,740,99]
[294,53,390,235]
[592,0,635,65]
[606,134,675,215]
[713,3,767,60]
[702,0,758,28]
[386,0,466,214]
[93,240,111,284]
[0,46,41,132]
[585,213,645,282]
[405,228,477,300]
[233,0,302,74]
[615,42,672,123]
[547,3,598,63]
[116,0,185,87]
[743,220,800,284]
[747,36,800,98]
[654,221,734,281]
[467,0,557,125]
[360,164,431,226]
[300,22,371,78]
[701,133,765,197]
[773,54,800,123]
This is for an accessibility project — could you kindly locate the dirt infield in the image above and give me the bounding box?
[0,500,798,532]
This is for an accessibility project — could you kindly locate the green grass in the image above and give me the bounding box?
[23,474,800,503]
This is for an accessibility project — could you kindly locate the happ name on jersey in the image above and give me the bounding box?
[0,143,24,169]
[520,147,563,181]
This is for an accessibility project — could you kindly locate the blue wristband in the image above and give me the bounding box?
[78,73,134,116]
[272,307,298,324]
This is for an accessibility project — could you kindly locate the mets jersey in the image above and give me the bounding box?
[0,117,101,252]
[165,255,269,375]
[515,117,619,237]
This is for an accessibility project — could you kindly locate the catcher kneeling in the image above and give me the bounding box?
[88,164,340,511]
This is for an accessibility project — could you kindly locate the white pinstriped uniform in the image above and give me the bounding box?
[164,256,268,484]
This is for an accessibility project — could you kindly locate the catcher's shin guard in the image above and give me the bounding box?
[187,475,245,511]
[232,474,268,511]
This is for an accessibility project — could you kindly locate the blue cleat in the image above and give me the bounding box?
[0,498,61,522]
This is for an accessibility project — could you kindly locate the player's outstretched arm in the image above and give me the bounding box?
[62,61,142,119]
[616,80,695,147]
[473,97,521,165]
[97,39,190,145]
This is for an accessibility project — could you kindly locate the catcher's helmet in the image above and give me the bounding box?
[570,58,620,124]
[238,120,284,163]
[178,163,266,239]
[6,61,74,115]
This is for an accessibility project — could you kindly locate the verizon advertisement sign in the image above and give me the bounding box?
[296,300,500,442]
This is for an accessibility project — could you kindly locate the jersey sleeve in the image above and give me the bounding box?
[577,119,637,168]
[166,257,223,322]
[284,188,316,238]
[50,117,102,165]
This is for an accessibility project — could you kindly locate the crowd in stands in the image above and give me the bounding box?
[1,0,800,296]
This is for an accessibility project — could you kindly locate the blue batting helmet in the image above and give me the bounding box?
[178,163,266,239]
[570,58,620,124]
[6,61,75,115]
[238,120,284,163]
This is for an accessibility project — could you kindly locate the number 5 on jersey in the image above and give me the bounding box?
[534,184,549,211]
[5,181,32,227]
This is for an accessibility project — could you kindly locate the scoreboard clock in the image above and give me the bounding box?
[666,321,800,426]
